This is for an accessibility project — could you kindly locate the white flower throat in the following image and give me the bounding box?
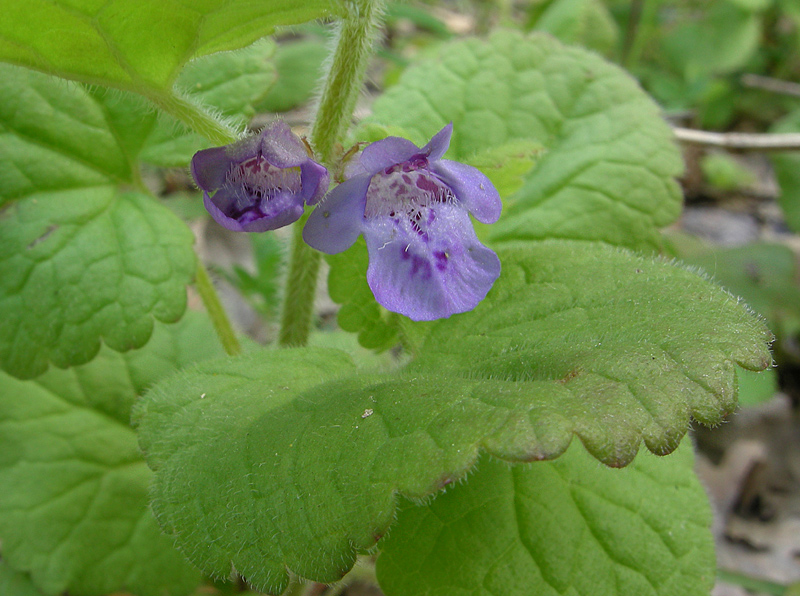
[227,156,302,207]
[364,161,455,225]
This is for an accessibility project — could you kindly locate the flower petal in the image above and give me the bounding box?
[191,146,236,192]
[362,203,500,321]
[203,191,246,232]
[430,159,502,224]
[259,121,309,168]
[204,187,306,233]
[301,160,331,205]
[344,153,370,179]
[359,136,421,174]
[421,122,453,161]
[303,175,370,254]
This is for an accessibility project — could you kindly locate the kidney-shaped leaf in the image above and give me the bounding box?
[135,240,769,593]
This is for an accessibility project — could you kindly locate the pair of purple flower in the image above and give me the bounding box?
[192,121,501,321]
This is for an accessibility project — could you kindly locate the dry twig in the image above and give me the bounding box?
[741,74,800,99]
[672,127,800,152]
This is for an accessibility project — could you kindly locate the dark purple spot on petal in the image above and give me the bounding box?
[408,251,432,280]
[434,250,449,271]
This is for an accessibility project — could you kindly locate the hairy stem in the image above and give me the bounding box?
[278,0,385,347]
[151,89,241,355]
[278,214,322,346]
[310,0,387,163]
[148,91,240,146]
[194,260,242,356]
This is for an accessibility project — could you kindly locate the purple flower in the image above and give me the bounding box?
[191,121,329,232]
[303,123,501,321]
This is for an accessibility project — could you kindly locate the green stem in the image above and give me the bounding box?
[311,0,387,163]
[148,91,240,146]
[622,0,658,69]
[146,89,241,356]
[277,0,386,347]
[278,215,322,346]
[194,260,242,356]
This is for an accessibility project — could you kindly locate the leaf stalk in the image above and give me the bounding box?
[148,91,240,146]
[194,260,243,356]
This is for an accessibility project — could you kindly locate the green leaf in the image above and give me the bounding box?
[662,3,761,80]
[0,1,337,97]
[138,350,581,593]
[307,330,396,371]
[364,31,683,251]
[257,38,329,113]
[412,241,773,464]
[463,139,545,205]
[377,440,715,596]
[532,0,620,55]
[736,366,777,407]
[0,562,45,596]
[0,64,197,379]
[135,347,360,593]
[179,39,277,122]
[771,108,800,234]
[0,190,196,379]
[325,237,400,351]
[0,312,224,596]
[135,241,769,593]
[701,152,757,191]
[0,65,150,201]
